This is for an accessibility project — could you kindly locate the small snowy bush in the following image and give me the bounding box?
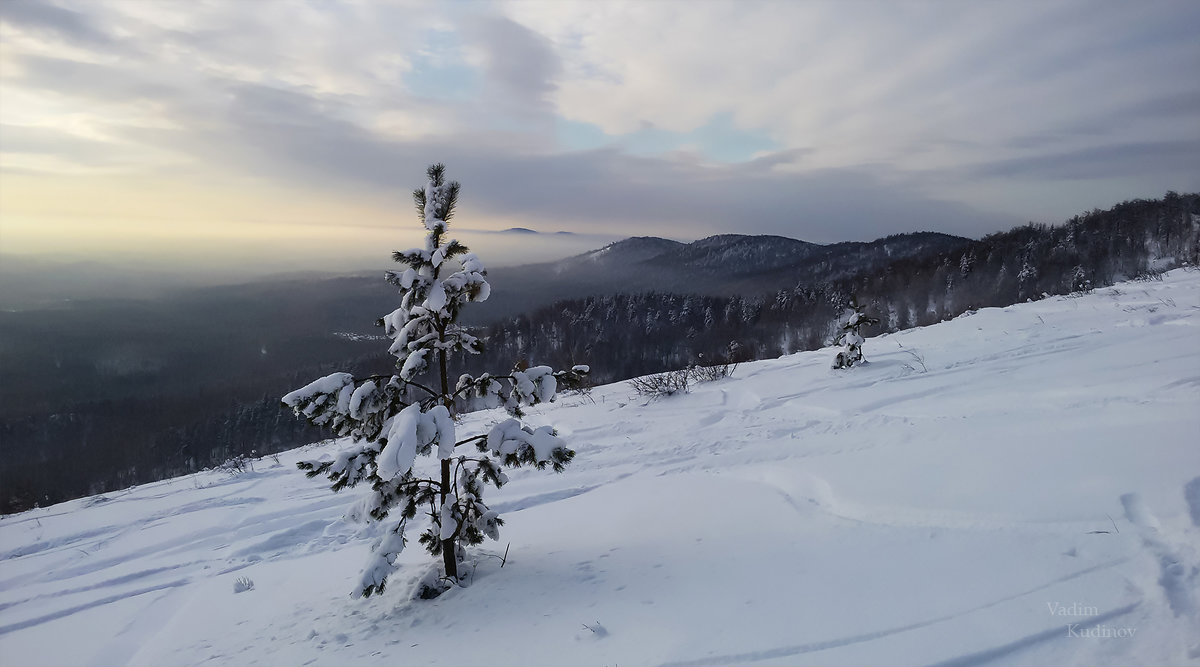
[216,454,254,476]
[832,297,880,369]
[233,576,254,593]
[283,164,589,598]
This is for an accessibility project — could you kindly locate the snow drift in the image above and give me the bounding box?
[1,271,1198,666]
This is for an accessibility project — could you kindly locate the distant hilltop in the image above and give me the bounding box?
[498,227,576,235]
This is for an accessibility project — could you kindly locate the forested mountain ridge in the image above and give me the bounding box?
[469,230,969,321]
[473,193,1199,385]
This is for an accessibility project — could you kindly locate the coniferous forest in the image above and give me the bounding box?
[472,193,1199,383]
[2,192,1196,514]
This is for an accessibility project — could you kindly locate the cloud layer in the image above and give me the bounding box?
[1,0,1196,271]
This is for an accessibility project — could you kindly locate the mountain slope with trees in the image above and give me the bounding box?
[2,192,1195,513]
[469,230,969,322]
[471,193,1199,385]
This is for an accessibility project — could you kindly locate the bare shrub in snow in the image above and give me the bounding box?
[283,165,589,598]
[897,342,928,374]
[630,360,734,399]
[629,369,692,398]
[233,576,254,593]
[688,362,737,383]
[216,454,254,476]
[1133,266,1167,282]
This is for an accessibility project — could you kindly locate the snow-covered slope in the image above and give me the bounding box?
[2,272,1199,667]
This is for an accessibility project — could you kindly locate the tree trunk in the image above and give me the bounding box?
[440,458,457,580]
[437,347,458,580]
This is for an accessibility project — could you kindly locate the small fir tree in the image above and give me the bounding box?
[283,164,588,597]
[831,296,879,369]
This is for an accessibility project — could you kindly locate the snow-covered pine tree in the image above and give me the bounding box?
[831,296,880,369]
[282,164,588,598]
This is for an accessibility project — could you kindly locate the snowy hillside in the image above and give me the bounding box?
[2,271,1198,667]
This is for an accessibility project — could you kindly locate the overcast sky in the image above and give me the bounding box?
[1,0,1197,273]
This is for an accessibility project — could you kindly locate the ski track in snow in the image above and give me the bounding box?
[1,272,1199,666]
[658,558,1143,667]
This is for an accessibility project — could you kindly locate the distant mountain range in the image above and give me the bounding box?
[468,231,970,322]
[494,227,576,235]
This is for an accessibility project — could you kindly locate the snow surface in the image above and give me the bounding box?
[2,271,1199,666]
